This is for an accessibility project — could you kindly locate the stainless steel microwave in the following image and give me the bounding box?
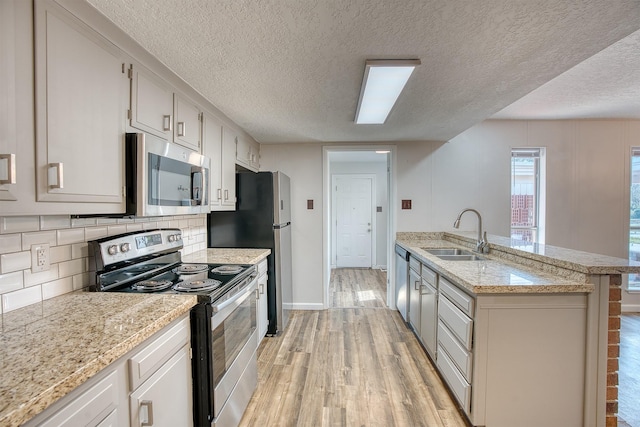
[125,132,210,216]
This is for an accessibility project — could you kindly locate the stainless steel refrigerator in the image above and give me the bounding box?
[207,171,292,335]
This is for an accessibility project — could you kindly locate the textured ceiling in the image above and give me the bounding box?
[86,0,640,143]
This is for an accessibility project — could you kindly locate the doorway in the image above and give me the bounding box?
[323,147,395,309]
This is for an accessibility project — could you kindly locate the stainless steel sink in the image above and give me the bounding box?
[423,248,474,256]
[436,254,484,261]
[422,248,484,261]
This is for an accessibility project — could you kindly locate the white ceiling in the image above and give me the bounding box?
[87,0,640,144]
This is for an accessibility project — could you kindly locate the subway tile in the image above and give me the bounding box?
[117,217,134,224]
[107,224,127,236]
[126,223,144,232]
[85,226,109,241]
[59,259,85,278]
[96,217,118,225]
[0,271,24,293]
[56,228,85,246]
[40,215,71,230]
[2,285,42,313]
[168,220,181,229]
[50,245,72,264]
[142,222,158,230]
[71,217,97,227]
[42,277,73,300]
[73,272,92,290]
[24,265,59,287]
[0,234,22,254]
[1,216,39,234]
[189,217,205,227]
[0,251,31,274]
[156,220,171,228]
[71,243,89,259]
[21,231,57,251]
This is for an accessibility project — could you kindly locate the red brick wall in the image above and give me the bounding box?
[607,275,622,427]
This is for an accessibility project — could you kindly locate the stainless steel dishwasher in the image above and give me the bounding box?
[394,244,410,321]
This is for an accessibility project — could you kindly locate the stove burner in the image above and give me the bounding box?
[211,265,244,275]
[176,264,209,274]
[174,278,222,293]
[134,279,174,292]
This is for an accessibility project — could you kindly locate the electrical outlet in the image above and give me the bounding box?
[31,244,50,273]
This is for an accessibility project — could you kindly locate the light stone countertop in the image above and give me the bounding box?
[397,233,600,294]
[0,292,197,427]
[182,248,271,265]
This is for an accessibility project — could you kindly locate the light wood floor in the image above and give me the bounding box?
[240,269,467,427]
[329,268,387,308]
[619,313,640,427]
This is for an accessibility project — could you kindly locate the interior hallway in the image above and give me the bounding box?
[240,268,466,426]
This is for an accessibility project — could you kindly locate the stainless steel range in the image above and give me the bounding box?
[89,229,259,427]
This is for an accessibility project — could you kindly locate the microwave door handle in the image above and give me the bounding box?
[191,167,205,205]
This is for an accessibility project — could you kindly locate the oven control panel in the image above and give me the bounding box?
[90,229,183,270]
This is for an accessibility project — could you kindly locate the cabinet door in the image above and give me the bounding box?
[203,111,223,209]
[173,94,201,152]
[236,136,260,172]
[130,344,193,427]
[129,64,173,139]
[257,269,269,341]
[34,0,127,208]
[221,127,237,209]
[420,279,438,359]
[0,0,18,202]
[408,265,421,332]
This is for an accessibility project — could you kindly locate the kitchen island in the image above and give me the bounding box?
[396,231,639,427]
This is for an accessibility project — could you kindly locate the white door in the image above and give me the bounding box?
[334,175,373,267]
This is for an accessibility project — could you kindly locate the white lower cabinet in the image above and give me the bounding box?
[25,314,193,427]
[257,259,269,342]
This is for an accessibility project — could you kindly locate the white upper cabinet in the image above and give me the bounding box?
[203,112,236,211]
[129,64,202,152]
[236,135,260,172]
[34,0,127,209]
[0,0,19,202]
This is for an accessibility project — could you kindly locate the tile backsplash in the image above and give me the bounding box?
[0,214,207,314]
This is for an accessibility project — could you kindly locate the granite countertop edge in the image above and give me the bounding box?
[396,238,596,295]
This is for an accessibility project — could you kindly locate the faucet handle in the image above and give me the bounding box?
[481,231,489,253]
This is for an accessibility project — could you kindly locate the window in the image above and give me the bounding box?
[628,149,640,291]
[510,148,543,243]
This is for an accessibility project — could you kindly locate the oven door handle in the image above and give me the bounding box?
[212,275,257,314]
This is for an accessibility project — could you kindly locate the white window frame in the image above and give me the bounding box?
[510,148,545,244]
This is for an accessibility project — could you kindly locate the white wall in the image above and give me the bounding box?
[329,161,388,268]
[261,119,640,311]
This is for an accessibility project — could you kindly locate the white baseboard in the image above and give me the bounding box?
[622,304,640,313]
[373,265,387,271]
[284,302,324,311]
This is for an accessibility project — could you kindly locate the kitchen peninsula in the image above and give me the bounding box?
[396,231,638,427]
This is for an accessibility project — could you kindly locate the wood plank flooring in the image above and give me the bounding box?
[619,313,640,427]
[240,268,466,427]
[329,268,387,308]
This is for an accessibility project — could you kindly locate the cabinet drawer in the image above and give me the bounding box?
[438,294,473,350]
[421,264,437,287]
[257,259,267,276]
[439,277,474,317]
[437,344,471,414]
[409,256,421,273]
[438,321,473,382]
[38,371,118,427]
[128,316,190,391]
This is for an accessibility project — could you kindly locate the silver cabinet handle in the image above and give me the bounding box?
[224,189,229,201]
[415,280,421,291]
[49,162,64,189]
[140,400,154,426]
[162,115,172,131]
[217,188,222,201]
[0,153,16,185]
[260,283,265,294]
[177,121,186,137]
[256,288,260,300]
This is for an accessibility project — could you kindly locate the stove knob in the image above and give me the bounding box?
[120,243,130,253]
[107,245,118,255]
[168,235,176,242]
[175,234,182,241]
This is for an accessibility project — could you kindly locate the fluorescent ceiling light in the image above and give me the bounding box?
[355,59,421,124]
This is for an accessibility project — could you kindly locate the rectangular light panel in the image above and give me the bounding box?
[355,59,420,124]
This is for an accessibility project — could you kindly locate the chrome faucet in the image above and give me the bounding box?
[453,208,489,253]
